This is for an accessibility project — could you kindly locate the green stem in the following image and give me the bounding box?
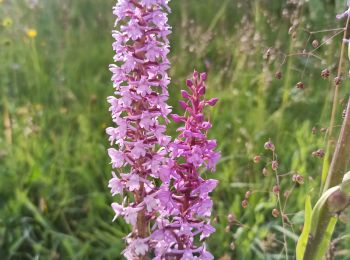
[303,98,350,260]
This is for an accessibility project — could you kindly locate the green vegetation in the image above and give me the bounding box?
[0,0,349,259]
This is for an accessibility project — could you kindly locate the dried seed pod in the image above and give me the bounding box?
[275,71,282,79]
[296,81,305,89]
[312,39,319,48]
[334,76,342,86]
[312,149,325,158]
[321,68,330,79]
[272,208,280,218]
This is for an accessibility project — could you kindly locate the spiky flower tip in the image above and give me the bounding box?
[106,0,172,258]
[152,72,220,259]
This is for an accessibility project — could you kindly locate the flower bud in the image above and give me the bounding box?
[207,98,218,106]
[178,100,188,110]
[241,199,248,208]
[227,213,236,223]
[198,86,206,95]
[253,155,261,163]
[292,174,304,184]
[264,139,275,151]
[186,79,193,87]
[262,167,268,176]
[272,185,280,195]
[171,114,184,123]
[271,160,279,171]
[181,90,190,99]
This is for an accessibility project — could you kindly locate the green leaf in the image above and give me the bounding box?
[296,195,312,260]
[314,216,337,260]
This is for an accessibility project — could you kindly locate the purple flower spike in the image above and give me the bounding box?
[107,0,172,258]
[152,72,220,259]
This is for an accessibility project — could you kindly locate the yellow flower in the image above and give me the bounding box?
[2,17,13,27]
[26,28,37,38]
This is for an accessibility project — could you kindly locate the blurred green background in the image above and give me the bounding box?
[1,0,350,259]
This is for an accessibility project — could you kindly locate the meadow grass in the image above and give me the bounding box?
[1,0,350,259]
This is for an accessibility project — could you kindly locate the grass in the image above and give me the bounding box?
[0,0,350,259]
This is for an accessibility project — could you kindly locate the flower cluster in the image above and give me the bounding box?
[106,0,172,258]
[151,72,220,259]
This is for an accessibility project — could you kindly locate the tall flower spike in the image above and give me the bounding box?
[152,72,220,259]
[107,0,172,258]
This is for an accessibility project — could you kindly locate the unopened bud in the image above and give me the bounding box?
[262,167,268,176]
[272,160,279,171]
[245,190,252,199]
[292,174,304,184]
[272,185,280,195]
[227,213,236,223]
[230,242,236,250]
[207,98,218,106]
[253,155,261,163]
[264,139,275,151]
[181,90,190,99]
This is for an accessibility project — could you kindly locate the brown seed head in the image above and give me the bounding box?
[296,81,305,89]
[334,76,342,86]
[275,71,282,79]
[321,68,330,79]
[312,39,319,48]
[272,208,280,218]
